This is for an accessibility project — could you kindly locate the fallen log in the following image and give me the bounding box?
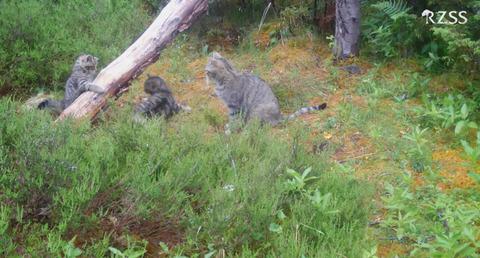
[58,0,208,121]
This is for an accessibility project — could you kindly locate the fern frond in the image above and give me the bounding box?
[372,0,411,19]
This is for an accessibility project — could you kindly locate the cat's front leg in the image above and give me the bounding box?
[224,123,232,135]
[225,111,242,135]
[86,83,106,94]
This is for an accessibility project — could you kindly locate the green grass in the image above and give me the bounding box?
[330,62,480,257]
[0,97,373,257]
[1,4,479,255]
[0,0,150,95]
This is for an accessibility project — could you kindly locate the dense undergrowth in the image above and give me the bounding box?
[0,97,372,256]
[1,0,479,257]
[0,0,151,96]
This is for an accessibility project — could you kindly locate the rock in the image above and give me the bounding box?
[340,64,361,75]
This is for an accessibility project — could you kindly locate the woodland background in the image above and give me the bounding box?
[0,0,479,257]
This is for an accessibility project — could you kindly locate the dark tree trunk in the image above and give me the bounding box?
[315,0,335,33]
[334,0,360,60]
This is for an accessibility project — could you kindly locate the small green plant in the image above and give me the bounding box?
[362,245,379,258]
[108,247,146,258]
[419,94,478,135]
[418,229,480,257]
[406,73,431,98]
[461,131,480,182]
[326,35,335,50]
[268,222,283,234]
[454,104,478,135]
[403,126,431,172]
[284,167,318,194]
[307,190,339,214]
[158,241,170,256]
[108,239,147,258]
[63,237,82,258]
[382,181,418,241]
[403,126,429,155]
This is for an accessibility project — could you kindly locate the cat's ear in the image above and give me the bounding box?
[86,55,93,62]
[94,56,99,63]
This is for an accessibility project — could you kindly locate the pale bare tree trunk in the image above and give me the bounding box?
[58,0,208,121]
[334,0,360,60]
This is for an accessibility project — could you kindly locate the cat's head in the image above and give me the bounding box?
[144,75,170,95]
[74,54,98,73]
[205,52,237,82]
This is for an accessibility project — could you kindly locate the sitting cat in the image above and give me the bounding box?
[205,52,326,132]
[133,75,190,123]
[38,54,105,115]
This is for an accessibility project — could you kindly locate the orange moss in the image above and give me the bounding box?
[253,31,271,50]
[433,149,477,190]
[187,57,208,78]
[377,242,409,257]
[268,44,315,72]
[412,173,426,190]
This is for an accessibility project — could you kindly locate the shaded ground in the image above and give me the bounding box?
[67,187,183,257]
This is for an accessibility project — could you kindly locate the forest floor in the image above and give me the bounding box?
[109,32,478,257]
[2,28,479,257]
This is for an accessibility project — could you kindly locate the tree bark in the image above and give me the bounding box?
[58,0,208,121]
[334,0,360,60]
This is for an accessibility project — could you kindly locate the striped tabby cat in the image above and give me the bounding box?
[133,75,189,123]
[205,52,326,131]
[38,54,104,114]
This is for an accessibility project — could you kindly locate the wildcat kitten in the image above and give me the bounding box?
[38,54,105,114]
[133,75,189,123]
[205,52,326,130]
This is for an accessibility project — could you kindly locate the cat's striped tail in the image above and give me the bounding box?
[284,103,327,121]
[37,99,65,115]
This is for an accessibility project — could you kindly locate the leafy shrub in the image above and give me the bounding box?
[461,130,480,176]
[280,5,312,35]
[254,3,313,48]
[403,126,432,172]
[382,176,480,257]
[0,0,150,95]
[362,0,427,58]
[417,94,479,135]
[427,27,480,74]
[362,0,480,75]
